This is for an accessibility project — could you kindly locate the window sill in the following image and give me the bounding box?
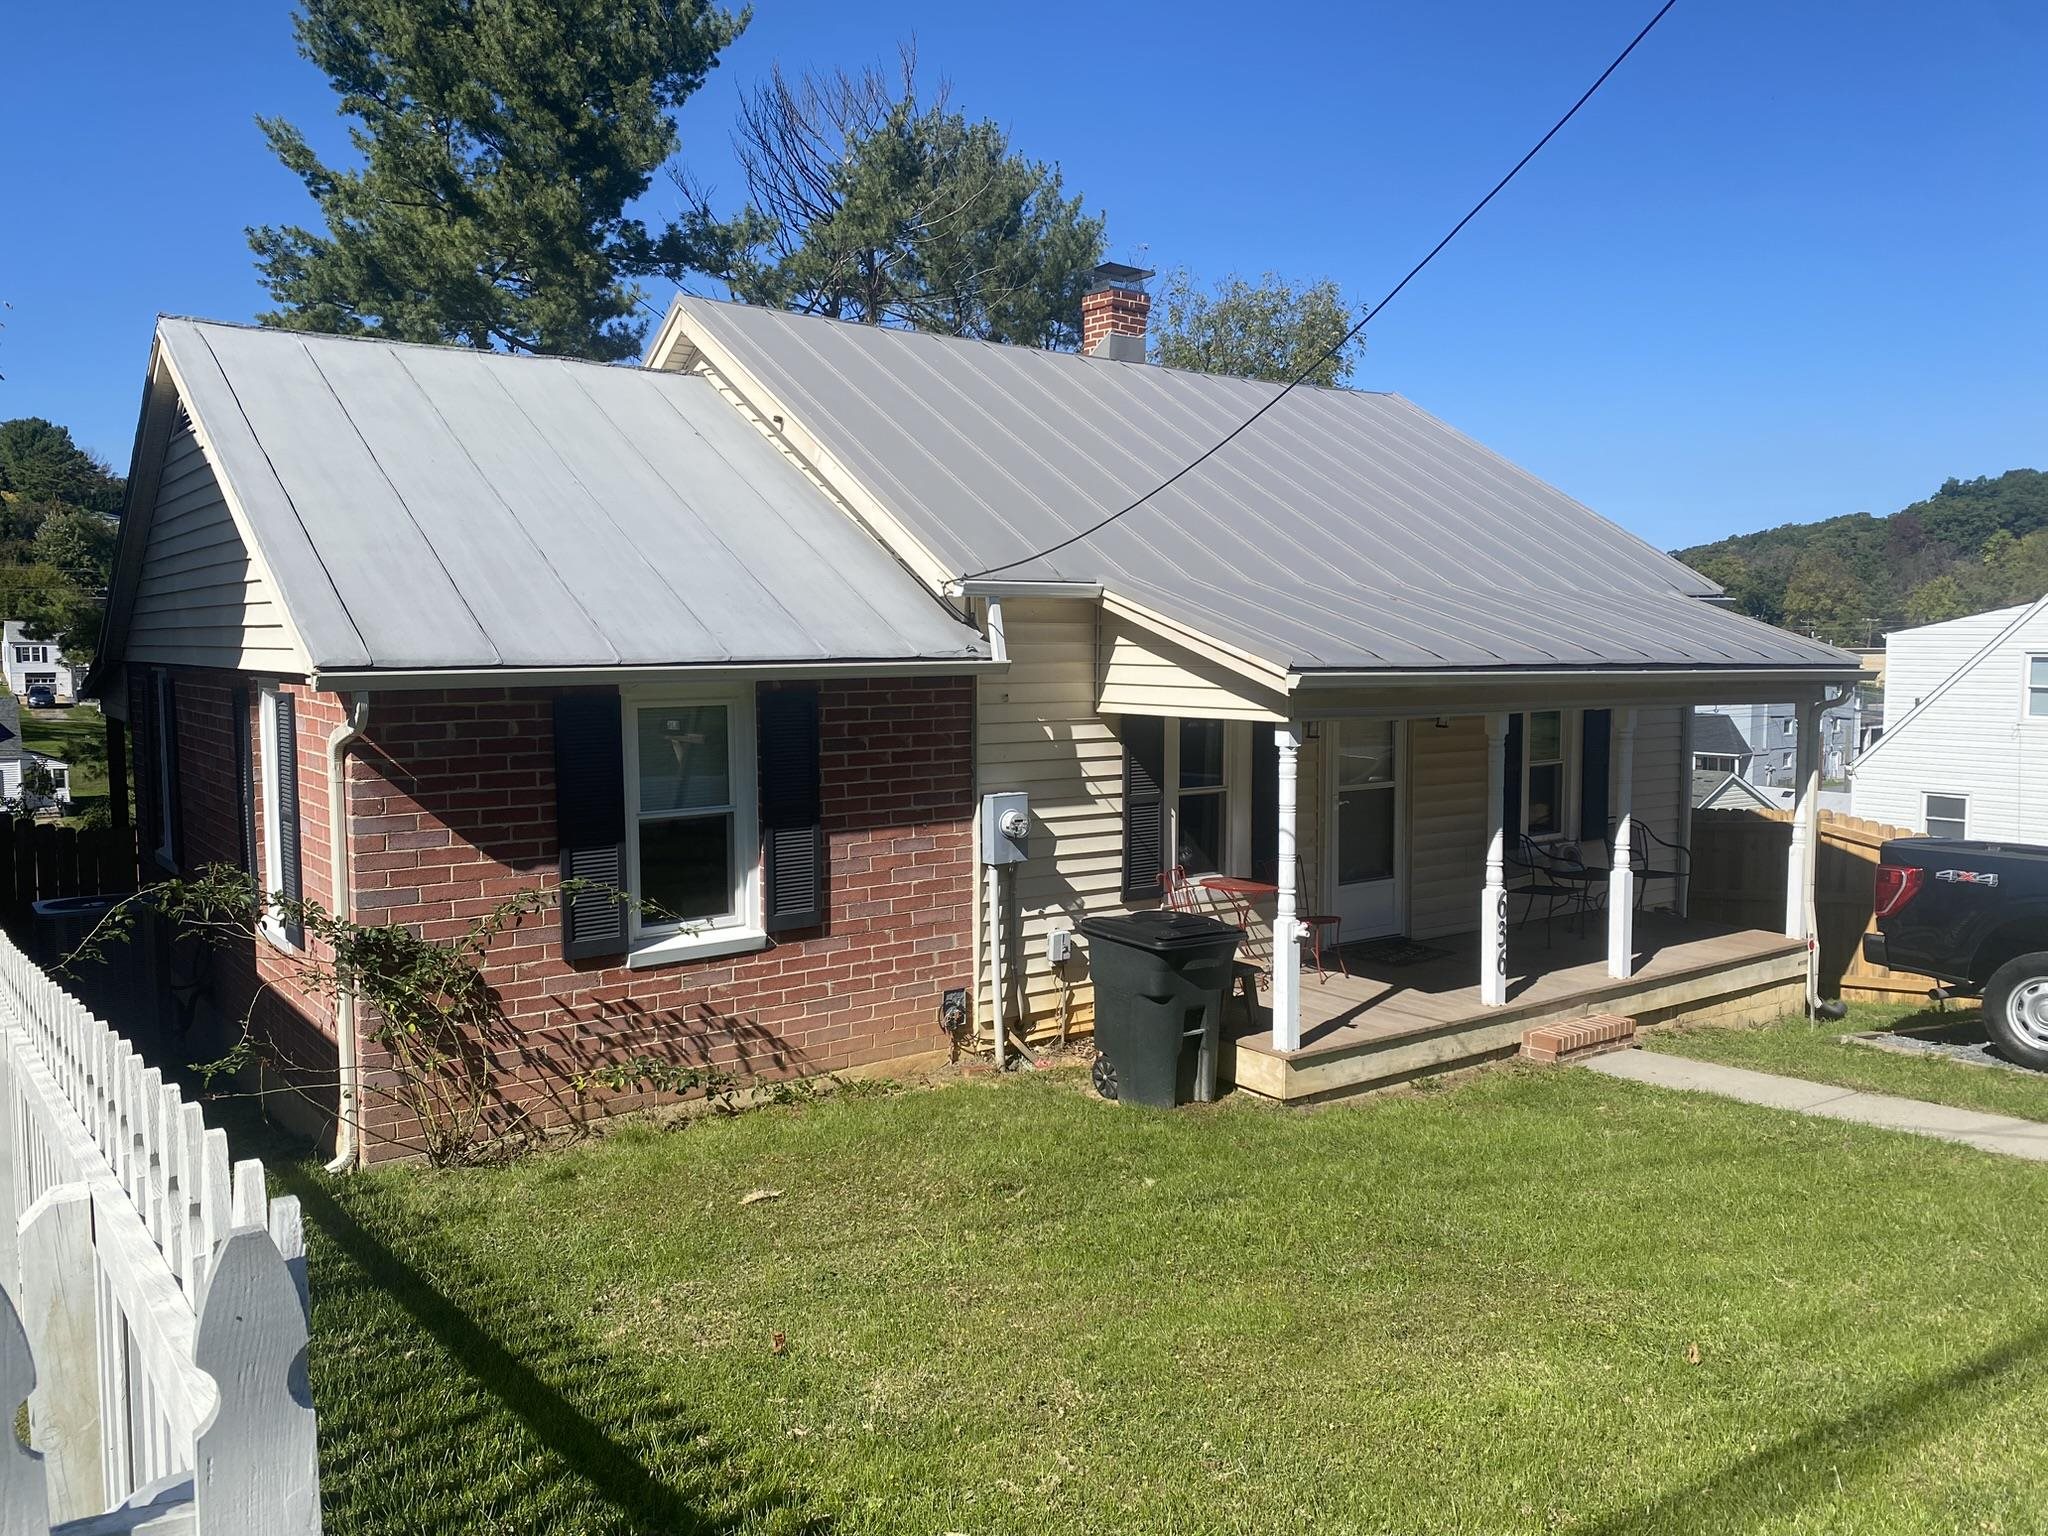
[627,927,769,970]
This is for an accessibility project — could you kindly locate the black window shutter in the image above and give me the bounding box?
[274,693,305,948]
[758,685,825,933]
[1121,716,1167,899]
[1249,723,1278,885]
[552,693,629,961]
[1580,709,1612,849]
[1501,713,1524,842]
[139,675,162,856]
[231,687,257,877]
[162,675,184,870]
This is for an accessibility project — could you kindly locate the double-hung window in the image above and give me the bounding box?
[627,692,760,951]
[1174,719,1229,873]
[1524,710,1567,838]
[1924,793,1968,840]
[2026,656,2048,720]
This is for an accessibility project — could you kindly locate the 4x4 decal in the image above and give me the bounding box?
[1935,869,1999,887]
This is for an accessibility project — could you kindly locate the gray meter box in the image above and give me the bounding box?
[980,791,1031,865]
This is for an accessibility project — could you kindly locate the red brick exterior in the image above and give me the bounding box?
[1081,284,1150,355]
[132,670,976,1160]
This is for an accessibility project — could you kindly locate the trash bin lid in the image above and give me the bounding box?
[31,894,123,919]
[1079,909,1241,954]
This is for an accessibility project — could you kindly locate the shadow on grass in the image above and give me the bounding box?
[278,1165,832,1535]
[1586,1316,2048,1535]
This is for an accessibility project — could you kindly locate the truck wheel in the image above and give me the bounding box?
[1984,954,2048,1072]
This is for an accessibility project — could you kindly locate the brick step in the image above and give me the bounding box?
[1521,1013,1637,1064]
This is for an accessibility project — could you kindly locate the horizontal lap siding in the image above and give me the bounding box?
[124,426,300,672]
[1094,610,1289,721]
[978,600,1122,1039]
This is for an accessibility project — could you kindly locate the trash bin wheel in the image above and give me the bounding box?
[1091,1052,1119,1101]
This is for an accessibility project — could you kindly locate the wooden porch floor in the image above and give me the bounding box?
[1228,914,1806,1101]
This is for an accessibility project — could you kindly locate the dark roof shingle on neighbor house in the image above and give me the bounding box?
[116,318,986,677]
[660,296,1860,679]
[1690,712,1757,760]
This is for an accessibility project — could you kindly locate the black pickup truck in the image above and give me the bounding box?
[1865,837,2048,1069]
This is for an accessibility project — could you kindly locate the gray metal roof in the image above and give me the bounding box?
[670,296,1859,676]
[143,318,985,673]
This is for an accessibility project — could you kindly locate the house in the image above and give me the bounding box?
[1850,597,2048,840]
[4,621,79,704]
[1697,695,1864,787]
[92,318,992,1162]
[645,270,1863,1099]
[1691,768,1781,813]
[1689,712,1756,776]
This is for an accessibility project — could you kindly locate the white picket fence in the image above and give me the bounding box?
[0,930,321,1535]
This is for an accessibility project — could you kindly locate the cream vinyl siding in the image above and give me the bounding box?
[125,426,301,671]
[977,598,1126,1038]
[1095,609,1289,721]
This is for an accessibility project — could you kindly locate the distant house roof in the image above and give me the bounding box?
[101,319,987,679]
[1690,713,1755,760]
[1692,769,1779,812]
[656,296,1861,680]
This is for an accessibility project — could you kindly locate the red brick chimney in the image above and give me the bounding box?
[1081,262,1154,361]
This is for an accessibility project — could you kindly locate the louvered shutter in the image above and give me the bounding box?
[273,693,305,948]
[231,687,257,876]
[139,675,162,856]
[758,686,824,932]
[1121,716,1167,899]
[1501,712,1524,845]
[1249,723,1278,885]
[162,674,184,869]
[552,693,630,961]
[1579,709,1612,849]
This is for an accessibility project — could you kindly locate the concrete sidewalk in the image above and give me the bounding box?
[1585,1049,2048,1162]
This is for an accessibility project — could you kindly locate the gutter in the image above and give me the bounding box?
[1289,665,1866,689]
[310,656,1002,691]
[323,692,371,1174]
[945,579,1104,601]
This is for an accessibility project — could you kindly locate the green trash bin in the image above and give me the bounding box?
[1079,911,1242,1107]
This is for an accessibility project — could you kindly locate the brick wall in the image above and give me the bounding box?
[346,676,977,1159]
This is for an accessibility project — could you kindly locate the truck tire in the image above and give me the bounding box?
[1983,953,2048,1072]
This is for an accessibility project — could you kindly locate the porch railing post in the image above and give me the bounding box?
[1480,712,1509,1007]
[1606,707,1637,979]
[1272,722,1304,1052]
[1785,696,1821,940]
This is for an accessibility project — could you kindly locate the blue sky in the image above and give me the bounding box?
[2,0,2042,551]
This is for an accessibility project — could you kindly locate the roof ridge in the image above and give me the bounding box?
[159,315,661,376]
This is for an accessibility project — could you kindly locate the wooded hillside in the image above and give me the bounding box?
[1675,469,2048,644]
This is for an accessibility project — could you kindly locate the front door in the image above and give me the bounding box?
[1329,719,1401,938]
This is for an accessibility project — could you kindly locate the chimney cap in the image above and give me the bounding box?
[1086,261,1155,294]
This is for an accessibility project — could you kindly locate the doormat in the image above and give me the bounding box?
[1340,937,1450,969]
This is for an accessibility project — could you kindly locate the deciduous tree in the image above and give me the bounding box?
[1148,270,1362,386]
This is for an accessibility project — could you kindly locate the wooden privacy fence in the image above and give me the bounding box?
[1689,808,1930,1002]
[0,819,136,927]
[0,929,321,1535]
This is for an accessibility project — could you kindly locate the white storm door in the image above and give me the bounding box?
[1330,719,1401,938]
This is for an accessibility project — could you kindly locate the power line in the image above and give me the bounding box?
[960,0,1683,583]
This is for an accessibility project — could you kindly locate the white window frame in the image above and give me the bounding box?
[1161,718,1252,879]
[1520,709,1577,843]
[2022,654,2048,723]
[1695,753,1739,774]
[1924,792,1969,841]
[257,682,295,950]
[151,670,177,871]
[623,685,765,968]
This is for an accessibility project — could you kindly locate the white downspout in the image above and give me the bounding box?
[982,594,1007,1066]
[323,692,372,1173]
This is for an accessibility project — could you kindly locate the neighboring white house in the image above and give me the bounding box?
[1850,598,2048,840]
[3,620,79,703]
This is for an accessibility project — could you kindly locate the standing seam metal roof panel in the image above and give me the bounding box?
[150,319,986,672]
[671,296,1856,674]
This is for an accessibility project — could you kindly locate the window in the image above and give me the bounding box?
[627,692,759,947]
[1925,793,1968,840]
[1695,753,1739,774]
[2027,656,2048,719]
[1174,719,1228,873]
[1524,710,1567,838]
[257,684,303,948]
[1334,719,1396,885]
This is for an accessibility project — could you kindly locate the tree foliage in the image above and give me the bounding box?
[1148,270,1363,386]
[0,418,123,661]
[249,0,748,361]
[1675,469,2048,643]
[699,50,1105,347]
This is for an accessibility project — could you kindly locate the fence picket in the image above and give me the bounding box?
[0,1283,53,1536]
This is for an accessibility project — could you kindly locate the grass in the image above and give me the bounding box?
[275,1061,2048,1535]
[1649,1001,2048,1123]
[18,702,107,803]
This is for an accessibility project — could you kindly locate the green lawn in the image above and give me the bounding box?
[277,1062,2048,1535]
[1648,1002,2048,1123]
[18,703,107,802]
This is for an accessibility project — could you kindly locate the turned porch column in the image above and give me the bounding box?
[1480,712,1509,1007]
[1606,707,1637,979]
[1785,696,1822,940]
[1271,722,1305,1052]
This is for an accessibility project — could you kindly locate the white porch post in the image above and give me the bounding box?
[1606,707,1638,979]
[1480,712,1509,1007]
[1271,722,1305,1051]
[1785,696,1821,939]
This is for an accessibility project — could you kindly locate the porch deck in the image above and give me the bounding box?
[1228,915,1806,1102]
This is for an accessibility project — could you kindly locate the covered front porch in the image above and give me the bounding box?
[1228,912,1807,1101]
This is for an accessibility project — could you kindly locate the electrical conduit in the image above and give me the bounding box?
[323,693,372,1173]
